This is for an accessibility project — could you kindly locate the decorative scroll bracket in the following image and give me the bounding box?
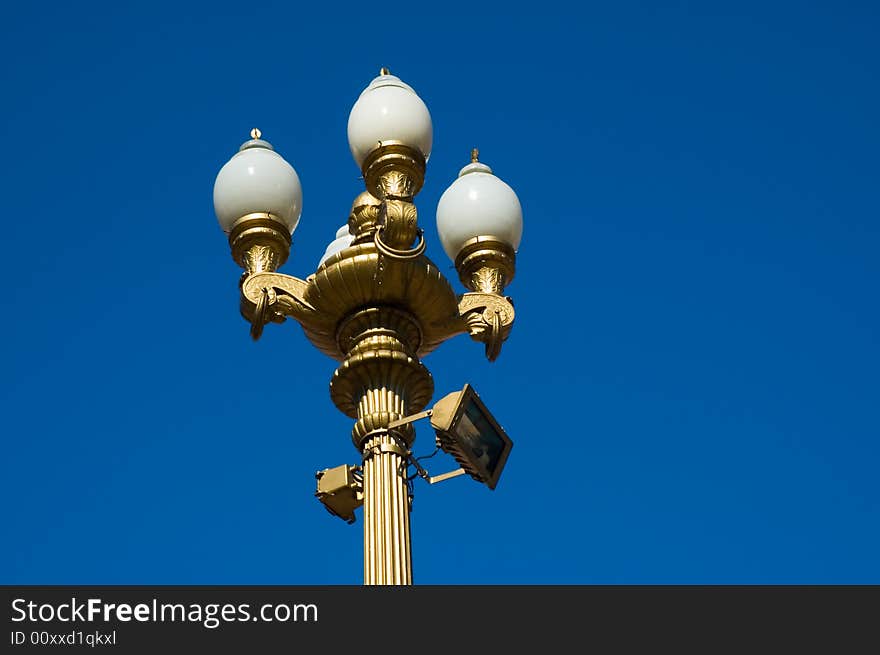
[456,292,516,362]
[240,272,317,340]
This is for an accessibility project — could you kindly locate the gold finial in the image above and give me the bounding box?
[380,67,390,76]
[250,128,262,140]
[471,148,479,163]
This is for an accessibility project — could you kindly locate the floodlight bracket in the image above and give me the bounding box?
[361,434,409,460]
[386,409,433,431]
[385,384,514,490]
[426,468,467,485]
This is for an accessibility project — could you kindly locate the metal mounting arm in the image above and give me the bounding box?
[239,271,317,340]
[425,468,467,485]
[239,263,516,364]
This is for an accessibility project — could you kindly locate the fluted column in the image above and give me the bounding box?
[329,307,433,584]
[361,428,412,585]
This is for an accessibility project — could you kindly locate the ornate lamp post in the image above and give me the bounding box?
[213,69,523,585]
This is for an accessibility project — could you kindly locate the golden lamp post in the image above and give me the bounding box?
[213,69,523,585]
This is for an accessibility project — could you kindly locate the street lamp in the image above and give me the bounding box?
[213,69,523,585]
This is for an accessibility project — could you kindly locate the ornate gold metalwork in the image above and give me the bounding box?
[362,141,425,200]
[377,198,419,250]
[330,306,432,444]
[250,127,262,140]
[229,212,291,274]
[375,227,426,260]
[306,242,461,358]
[242,245,276,276]
[250,287,271,340]
[454,236,516,294]
[225,139,520,585]
[239,271,316,340]
[348,191,382,244]
[457,292,515,361]
[336,307,422,355]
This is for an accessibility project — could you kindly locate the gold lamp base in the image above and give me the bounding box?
[229,212,291,274]
[454,236,516,295]
[361,141,426,201]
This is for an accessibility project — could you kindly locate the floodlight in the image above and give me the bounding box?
[429,384,513,490]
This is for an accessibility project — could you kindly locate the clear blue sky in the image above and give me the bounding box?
[2,1,878,584]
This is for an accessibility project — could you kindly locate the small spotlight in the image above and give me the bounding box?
[315,464,363,524]
[430,384,513,490]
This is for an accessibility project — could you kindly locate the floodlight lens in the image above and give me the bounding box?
[458,399,507,478]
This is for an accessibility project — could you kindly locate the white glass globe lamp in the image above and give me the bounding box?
[436,150,523,260]
[213,129,303,234]
[347,69,433,169]
[318,225,355,267]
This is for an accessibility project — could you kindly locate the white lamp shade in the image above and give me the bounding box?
[213,137,303,234]
[347,72,432,168]
[318,225,355,267]
[435,161,523,260]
